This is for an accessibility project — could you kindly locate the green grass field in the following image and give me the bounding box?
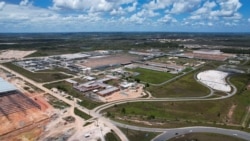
[168,133,246,141]
[105,132,121,141]
[36,67,77,75]
[3,62,71,83]
[127,67,177,84]
[44,81,103,109]
[119,127,159,141]
[74,108,92,120]
[104,74,250,129]
[147,71,210,97]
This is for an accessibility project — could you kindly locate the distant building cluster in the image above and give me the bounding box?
[177,49,236,61]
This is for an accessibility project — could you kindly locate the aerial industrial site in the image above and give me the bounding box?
[0,32,250,141]
[2,0,250,140]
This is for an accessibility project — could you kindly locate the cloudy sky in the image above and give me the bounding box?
[0,0,249,32]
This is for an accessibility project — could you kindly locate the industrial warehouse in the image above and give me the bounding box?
[0,77,41,116]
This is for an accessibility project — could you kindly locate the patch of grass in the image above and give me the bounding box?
[83,121,93,127]
[182,67,193,73]
[147,71,210,97]
[168,133,246,141]
[44,94,70,109]
[104,74,250,129]
[105,131,121,141]
[230,74,250,95]
[119,127,159,141]
[127,67,177,84]
[3,62,71,82]
[74,108,92,120]
[44,81,103,109]
[37,67,77,75]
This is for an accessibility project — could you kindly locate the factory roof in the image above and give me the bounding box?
[60,53,90,60]
[98,87,119,96]
[0,78,17,93]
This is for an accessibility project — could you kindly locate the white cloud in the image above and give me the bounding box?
[0,3,106,32]
[110,7,125,15]
[127,2,137,12]
[170,0,201,14]
[51,0,135,12]
[110,2,137,16]
[158,15,177,23]
[0,1,5,10]
[188,0,242,22]
[20,0,30,6]
[210,0,241,18]
[248,18,250,22]
[224,22,237,26]
[193,1,217,15]
[143,0,173,10]
[207,22,213,26]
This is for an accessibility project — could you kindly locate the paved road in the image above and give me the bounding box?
[0,65,129,141]
[109,120,250,141]
[1,64,248,141]
[152,126,250,141]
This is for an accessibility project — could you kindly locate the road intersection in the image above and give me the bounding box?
[0,64,249,141]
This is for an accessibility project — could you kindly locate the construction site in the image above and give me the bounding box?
[0,69,51,141]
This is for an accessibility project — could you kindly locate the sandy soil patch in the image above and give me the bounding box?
[79,54,139,68]
[227,104,237,123]
[0,50,36,59]
[100,85,144,102]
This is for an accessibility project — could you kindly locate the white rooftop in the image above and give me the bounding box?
[60,53,90,60]
[0,78,17,93]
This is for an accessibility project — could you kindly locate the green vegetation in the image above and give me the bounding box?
[230,74,250,95]
[147,71,210,97]
[127,67,177,84]
[74,108,92,120]
[44,81,103,109]
[83,121,93,127]
[105,79,121,87]
[168,133,246,141]
[119,128,159,141]
[3,62,71,83]
[44,94,70,109]
[37,67,76,75]
[146,62,223,98]
[105,74,250,127]
[104,74,250,129]
[105,131,121,141]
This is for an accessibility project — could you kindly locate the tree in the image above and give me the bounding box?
[135,78,140,83]
[121,108,126,114]
[107,112,111,117]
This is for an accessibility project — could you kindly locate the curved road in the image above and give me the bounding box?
[1,64,249,141]
[90,72,250,141]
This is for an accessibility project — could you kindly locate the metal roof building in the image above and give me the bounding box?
[0,78,17,94]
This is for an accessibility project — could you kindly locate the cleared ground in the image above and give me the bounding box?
[197,70,231,92]
[79,54,139,69]
[0,94,50,139]
[127,67,177,84]
[3,62,71,83]
[0,50,36,59]
[168,133,246,141]
[152,56,204,68]
[100,85,144,102]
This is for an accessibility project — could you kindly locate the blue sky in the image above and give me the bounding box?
[0,0,249,32]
